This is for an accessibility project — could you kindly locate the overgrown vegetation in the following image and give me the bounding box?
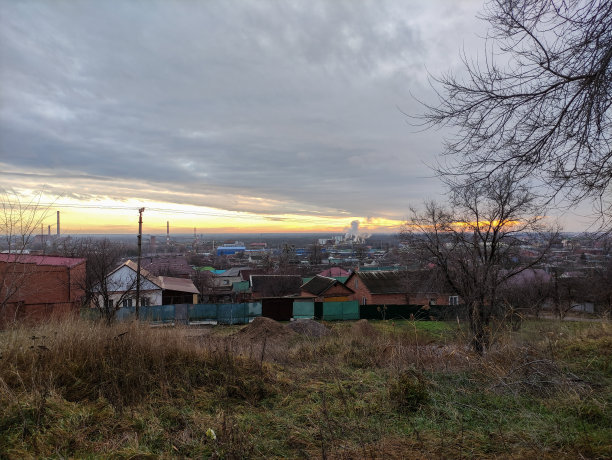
[1,317,610,458]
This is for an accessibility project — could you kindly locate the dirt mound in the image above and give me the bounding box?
[287,319,331,337]
[237,317,296,342]
[351,319,379,338]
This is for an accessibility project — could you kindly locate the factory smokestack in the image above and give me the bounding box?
[57,211,60,236]
[166,221,170,245]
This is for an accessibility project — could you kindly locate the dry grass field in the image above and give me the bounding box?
[1,316,610,458]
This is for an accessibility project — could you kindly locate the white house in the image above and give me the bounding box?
[97,260,199,309]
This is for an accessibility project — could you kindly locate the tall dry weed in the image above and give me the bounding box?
[0,318,275,410]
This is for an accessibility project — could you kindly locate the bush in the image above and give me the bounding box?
[388,369,429,413]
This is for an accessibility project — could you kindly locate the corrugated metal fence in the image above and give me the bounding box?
[85,300,465,324]
[109,303,262,325]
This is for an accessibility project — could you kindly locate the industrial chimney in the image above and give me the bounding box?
[57,211,60,236]
[166,221,170,245]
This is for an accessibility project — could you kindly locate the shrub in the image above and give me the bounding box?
[388,369,429,413]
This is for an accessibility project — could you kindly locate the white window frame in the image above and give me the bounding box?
[449,296,459,306]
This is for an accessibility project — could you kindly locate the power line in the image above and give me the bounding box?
[34,202,350,225]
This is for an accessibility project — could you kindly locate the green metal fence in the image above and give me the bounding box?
[320,301,360,321]
[84,303,263,324]
[188,303,262,324]
[293,301,315,319]
[83,300,460,325]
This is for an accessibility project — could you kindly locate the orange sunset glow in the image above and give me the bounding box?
[33,195,404,235]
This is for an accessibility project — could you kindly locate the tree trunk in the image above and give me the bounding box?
[469,301,489,355]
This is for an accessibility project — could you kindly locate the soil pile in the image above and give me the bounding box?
[351,319,379,338]
[236,317,296,342]
[287,319,331,337]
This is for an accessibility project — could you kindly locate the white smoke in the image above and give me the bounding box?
[344,220,370,244]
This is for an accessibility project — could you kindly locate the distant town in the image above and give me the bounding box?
[3,208,611,324]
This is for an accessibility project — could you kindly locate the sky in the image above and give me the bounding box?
[0,0,594,234]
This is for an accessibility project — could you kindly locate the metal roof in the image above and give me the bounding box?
[301,275,337,296]
[157,276,199,294]
[352,270,409,294]
[0,254,86,268]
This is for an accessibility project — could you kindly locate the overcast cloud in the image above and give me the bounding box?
[0,0,485,223]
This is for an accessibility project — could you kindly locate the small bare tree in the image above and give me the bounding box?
[499,271,552,319]
[73,238,137,325]
[0,191,52,317]
[402,172,556,353]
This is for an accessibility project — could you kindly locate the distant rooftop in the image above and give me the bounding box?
[0,254,86,268]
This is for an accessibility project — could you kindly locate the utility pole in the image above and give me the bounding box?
[135,207,145,319]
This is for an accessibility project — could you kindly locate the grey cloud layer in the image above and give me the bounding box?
[0,0,483,221]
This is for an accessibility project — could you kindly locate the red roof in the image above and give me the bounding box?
[318,267,350,277]
[0,254,86,268]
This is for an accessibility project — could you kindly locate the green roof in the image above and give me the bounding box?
[195,266,216,272]
[302,276,347,284]
[232,281,250,292]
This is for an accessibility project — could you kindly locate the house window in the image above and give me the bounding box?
[449,296,459,306]
[122,298,133,308]
[141,297,150,306]
[354,279,358,289]
[362,296,367,305]
[104,299,113,309]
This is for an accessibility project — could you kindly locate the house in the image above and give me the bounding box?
[250,274,302,299]
[0,254,86,324]
[318,267,350,278]
[403,269,460,306]
[300,275,354,302]
[249,274,303,321]
[141,255,194,278]
[212,266,251,289]
[345,270,409,305]
[98,260,199,309]
[345,269,459,306]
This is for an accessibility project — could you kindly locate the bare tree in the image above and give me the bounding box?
[402,172,556,353]
[498,270,552,319]
[0,191,52,316]
[422,0,612,222]
[550,270,592,319]
[74,238,137,325]
[308,242,322,265]
[590,258,612,316]
[192,269,215,301]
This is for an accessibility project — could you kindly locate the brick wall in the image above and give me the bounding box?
[346,273,409,305]
[0,261,86,325]
[410,293,457,306]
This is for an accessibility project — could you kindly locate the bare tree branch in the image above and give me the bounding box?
[419,0,612,227]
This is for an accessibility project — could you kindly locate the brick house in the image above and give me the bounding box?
[301,275,354,302]
[403,269,460,306]
[345,270,409,305]
[0,254,86,324]
[345,270,459,306]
